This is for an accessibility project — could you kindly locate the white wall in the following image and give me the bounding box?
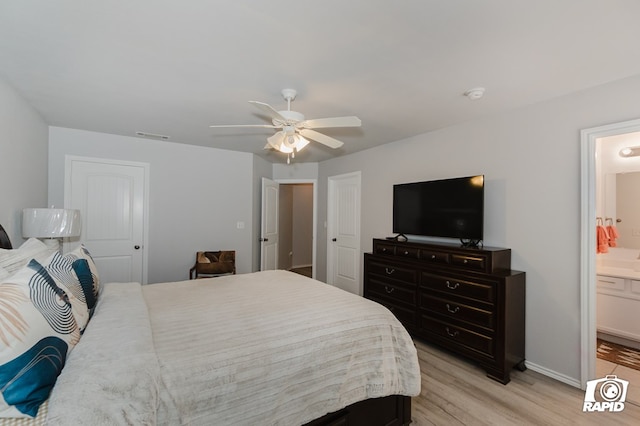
[0,77,48,244]
[48,127,256,283]
[273,162,319,180]
[316,73,640,385]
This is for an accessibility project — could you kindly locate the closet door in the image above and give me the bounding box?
[65,156,149,284]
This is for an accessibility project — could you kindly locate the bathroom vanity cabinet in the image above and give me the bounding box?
[597,274,640,344]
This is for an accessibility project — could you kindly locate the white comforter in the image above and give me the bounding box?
[46,270,420,425]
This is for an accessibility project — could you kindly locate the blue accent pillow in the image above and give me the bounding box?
[0,259,80,418]
[64,245,100,309]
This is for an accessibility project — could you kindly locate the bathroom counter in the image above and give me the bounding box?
[596,266,640,280]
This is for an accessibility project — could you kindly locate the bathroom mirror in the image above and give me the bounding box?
[604,171,640,250]
[597,131,640,250]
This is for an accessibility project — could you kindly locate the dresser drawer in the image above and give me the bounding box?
[420,293,494,330]
[396,246,420,259]
[421,315,494,357]
[451,254,487,271]
[420,249,450,265]
[367,277,417,307]
[367,261,418,284]
[374,243,396,256]
[421,272,495,304]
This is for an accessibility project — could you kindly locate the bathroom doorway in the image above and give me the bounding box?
[594,131,640,377]
[581,118,640,388]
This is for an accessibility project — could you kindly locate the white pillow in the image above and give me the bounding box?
[0,238,55,274]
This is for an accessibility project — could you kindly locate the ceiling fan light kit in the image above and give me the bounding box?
[209,88,361,163]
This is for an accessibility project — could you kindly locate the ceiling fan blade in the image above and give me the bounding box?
[249,101,287,121]
[299,116,361,129]
[266,131,284,150]
[298,129,344,149]
[209,124,278,128]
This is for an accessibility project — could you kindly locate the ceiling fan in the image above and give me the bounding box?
[210,89,361,163]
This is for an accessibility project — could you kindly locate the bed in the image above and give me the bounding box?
[0,226,420,425]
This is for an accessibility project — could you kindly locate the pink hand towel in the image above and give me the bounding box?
[607,225,619,247]
[597,225,609,253]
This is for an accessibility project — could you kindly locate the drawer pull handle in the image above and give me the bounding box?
[463,259,468,264]
[446,304,459,314]
[445,327,459,338]
[431,254,436,259]
[445,281,459,290]
[385,268,395,275]
[384,286,395,294]
[381,248,387,252]
[403,250,409,255]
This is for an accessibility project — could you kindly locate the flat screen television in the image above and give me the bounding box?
[393,175,484,242]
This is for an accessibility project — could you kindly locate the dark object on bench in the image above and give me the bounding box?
[189,250,236,279]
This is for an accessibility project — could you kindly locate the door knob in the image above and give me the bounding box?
[260,238,269,242]
[332,238,337,242]
[134,245,140,250]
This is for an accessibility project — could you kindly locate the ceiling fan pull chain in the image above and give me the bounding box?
[287,153,291,164]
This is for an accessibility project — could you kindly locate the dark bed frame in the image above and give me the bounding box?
[0,224,12,249]
[0,224,413,425]
[303,395,411,426]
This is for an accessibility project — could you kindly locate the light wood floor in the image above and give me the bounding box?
[411,339,640,425]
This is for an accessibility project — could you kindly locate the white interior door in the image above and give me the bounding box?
[65,156,148,284]
[261,177,279,270]
[327,172,361,294]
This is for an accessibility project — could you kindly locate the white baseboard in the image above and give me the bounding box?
[524,361,582,389]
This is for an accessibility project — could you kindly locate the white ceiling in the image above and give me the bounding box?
[2,1,640,164]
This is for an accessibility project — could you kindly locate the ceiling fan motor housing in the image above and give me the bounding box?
[274,110,305,126]
[281,88,297,101]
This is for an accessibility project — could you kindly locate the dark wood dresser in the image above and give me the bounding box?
[364,238,526,384]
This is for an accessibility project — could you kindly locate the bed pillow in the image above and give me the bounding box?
[0,259,80,418]
[0,238,54,275]
[64,245,100,312]
[39,251,91,333]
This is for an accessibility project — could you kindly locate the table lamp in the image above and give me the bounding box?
[22,208,82,250]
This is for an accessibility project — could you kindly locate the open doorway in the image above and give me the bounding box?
[581,118,640,388]
[278,183,314,278]
[594,131,640,375]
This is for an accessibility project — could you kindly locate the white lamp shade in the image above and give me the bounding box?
[22,208,82,238]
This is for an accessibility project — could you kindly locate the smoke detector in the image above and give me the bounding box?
[464,87,486,100]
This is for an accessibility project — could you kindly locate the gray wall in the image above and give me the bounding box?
[48,127,256,283]
[0,78,48,245]
[316,73,640,387]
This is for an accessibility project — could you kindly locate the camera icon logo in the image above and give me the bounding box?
[583,375,628,412]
